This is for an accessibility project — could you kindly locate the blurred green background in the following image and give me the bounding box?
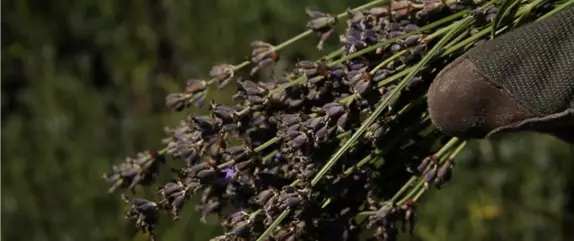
[2,0,573,240]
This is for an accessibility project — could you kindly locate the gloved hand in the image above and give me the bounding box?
[427,6,574,143]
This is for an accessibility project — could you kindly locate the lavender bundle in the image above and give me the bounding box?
[103,0,572,240]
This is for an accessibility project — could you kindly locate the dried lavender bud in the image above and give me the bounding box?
[369,6,390,17]
[159,182,184,197]
[330,66,346,78]
[373,69,390,82]
[308,76,325,85]
[410,44,427,56]
[401,44,427,63]
[306,116,325,131]
[250,41,277,75]
[254,189,276,206]
[166,93,188,112]
[211,103,237,124]
[230,221,252,238]
[423,164,438,183]
[306,8,337,50]
[251,57,275,76]
[296,60,317,70]
[225,145,251,157]
[239,79,268,96]
[187,162,211,175]
[403,34,422,47]
[391,1,415,19]
[210,64,235,89]
[416,157,431,173]
[306,89,319,100]
[194,94,207,108]
[280,114,302,127]
[353,79,372,97]
[324,103,346,118]
[287,123,302,133]
[185,79,208,94]
[417,0,446,18]
[368,201,395,228]
[306,8,336,32]
[286,98,305,108]
[314,124,330,140]
[106,1,555,239]
[284,130,302,140]
[389,30,406,38]
[281,196,302,209]
[349,62,367,71]
[361,29,379,44]
[103,151,164,193]
[221,123,238,133]
[170,195,186,219]
[387,22,402,32]
[435,159,454,187]
[390,43,403,53]
[290,133,309,149]
[222,211,248,229]
[122,195,159,237]
[346,68,368,86]
[336,113,349,132]
[191,116,220,133]
[404,24,420,32]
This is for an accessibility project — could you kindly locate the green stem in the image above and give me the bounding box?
[196,0,391,98]
[369,49,409,75]
[491,0,522,39]
[273,30,313,52]
[397,180,424,204]
[538,0,574,20]
[262,150,279,164]
[442,0,541,57]
[443,29,470,50]
[217,160,235,169]
[232,61,250,72]
[433,137,460,159]
[246,0,390,72]
[446,141,467,162]
[391,177,418,203]
[310,12,476,187]
[241,13,468,189]
[158,147,169,155]
[261,9,474,104]
[255,210,290,241]
[323,102,432,208]
[336,0,389,18]
[252,2,566,236]
[329,9,470,67]
[254,136,282,152]
[411,181,427,201]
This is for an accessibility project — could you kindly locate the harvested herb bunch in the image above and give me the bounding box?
[103,0,573,240]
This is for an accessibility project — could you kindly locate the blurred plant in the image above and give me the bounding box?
[102,0,573,240]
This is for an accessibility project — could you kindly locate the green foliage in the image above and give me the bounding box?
[2,0,573,241]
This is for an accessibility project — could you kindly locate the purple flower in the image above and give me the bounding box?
[222,167,235,179]
[215,167,235,186]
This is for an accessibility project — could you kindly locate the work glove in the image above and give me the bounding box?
[427,6,574,143]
